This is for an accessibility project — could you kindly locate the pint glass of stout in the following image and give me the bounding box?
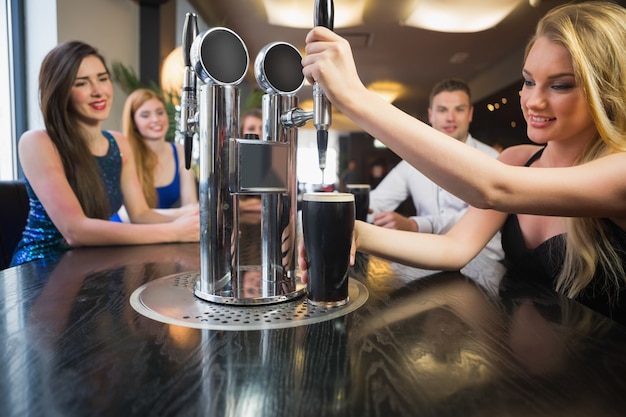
[346,184,370,222]
[302,192,355,307]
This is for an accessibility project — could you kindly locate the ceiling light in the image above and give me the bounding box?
[368,81,404,103]
[263,0,365,29]
[403,0,524,33]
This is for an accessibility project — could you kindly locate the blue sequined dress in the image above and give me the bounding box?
[10,131,123,267]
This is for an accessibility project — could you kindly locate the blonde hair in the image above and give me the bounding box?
[122,88,166,208]
[525,2,626,298]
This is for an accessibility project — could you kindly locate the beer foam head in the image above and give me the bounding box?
[346,184,370,190]
[303,192,354,202]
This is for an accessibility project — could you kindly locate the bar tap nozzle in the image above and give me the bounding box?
[313,0,334,184]
[181,13,199,170]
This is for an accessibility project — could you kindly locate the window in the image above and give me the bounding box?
[296,129,339,189]
[0,0,26,180]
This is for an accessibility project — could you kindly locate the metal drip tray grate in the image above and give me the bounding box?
[130,272,369,331]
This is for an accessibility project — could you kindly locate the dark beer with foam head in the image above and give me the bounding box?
[302,192,355,306]
[346,184,370,222]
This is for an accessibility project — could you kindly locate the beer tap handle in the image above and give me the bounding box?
[313,0,334,184]
[315,0,334,31]
[181,13,199,170]
[182,13,197,67]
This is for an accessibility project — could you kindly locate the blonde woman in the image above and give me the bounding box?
[112,89,198,222]
[299,2,626,322]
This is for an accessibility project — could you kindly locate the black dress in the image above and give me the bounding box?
[500,147,626,324]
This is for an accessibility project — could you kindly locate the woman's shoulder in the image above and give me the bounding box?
[172,141,187,163]
[20,129,50,142]
[172,141,185,153]
[19,130,54,154]
[498,144,544,166]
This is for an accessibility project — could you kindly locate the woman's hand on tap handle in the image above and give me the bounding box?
[302,27,368,113]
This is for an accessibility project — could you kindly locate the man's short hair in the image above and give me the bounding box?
[429,78,471,107]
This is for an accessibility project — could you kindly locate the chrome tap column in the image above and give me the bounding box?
[182,22,306,304]
[254,41,307,301]
[189,27,248,304]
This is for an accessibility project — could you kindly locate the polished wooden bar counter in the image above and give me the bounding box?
[1,243,625,416]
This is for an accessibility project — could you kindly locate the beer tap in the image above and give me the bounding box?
[180,12,199,170]
[313,0,334,185]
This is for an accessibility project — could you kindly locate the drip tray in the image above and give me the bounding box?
[130,272,369,331]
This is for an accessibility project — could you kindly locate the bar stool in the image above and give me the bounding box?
[0,180,29,269]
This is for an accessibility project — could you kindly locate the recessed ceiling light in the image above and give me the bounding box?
[263,0,365,29]
[403,0,524,33]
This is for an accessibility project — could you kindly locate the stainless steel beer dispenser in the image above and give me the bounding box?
[181,17,307,305]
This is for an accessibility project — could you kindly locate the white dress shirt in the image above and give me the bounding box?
[369,134,504,260]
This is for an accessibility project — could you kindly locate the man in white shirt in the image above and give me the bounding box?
[369,78,504,260]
